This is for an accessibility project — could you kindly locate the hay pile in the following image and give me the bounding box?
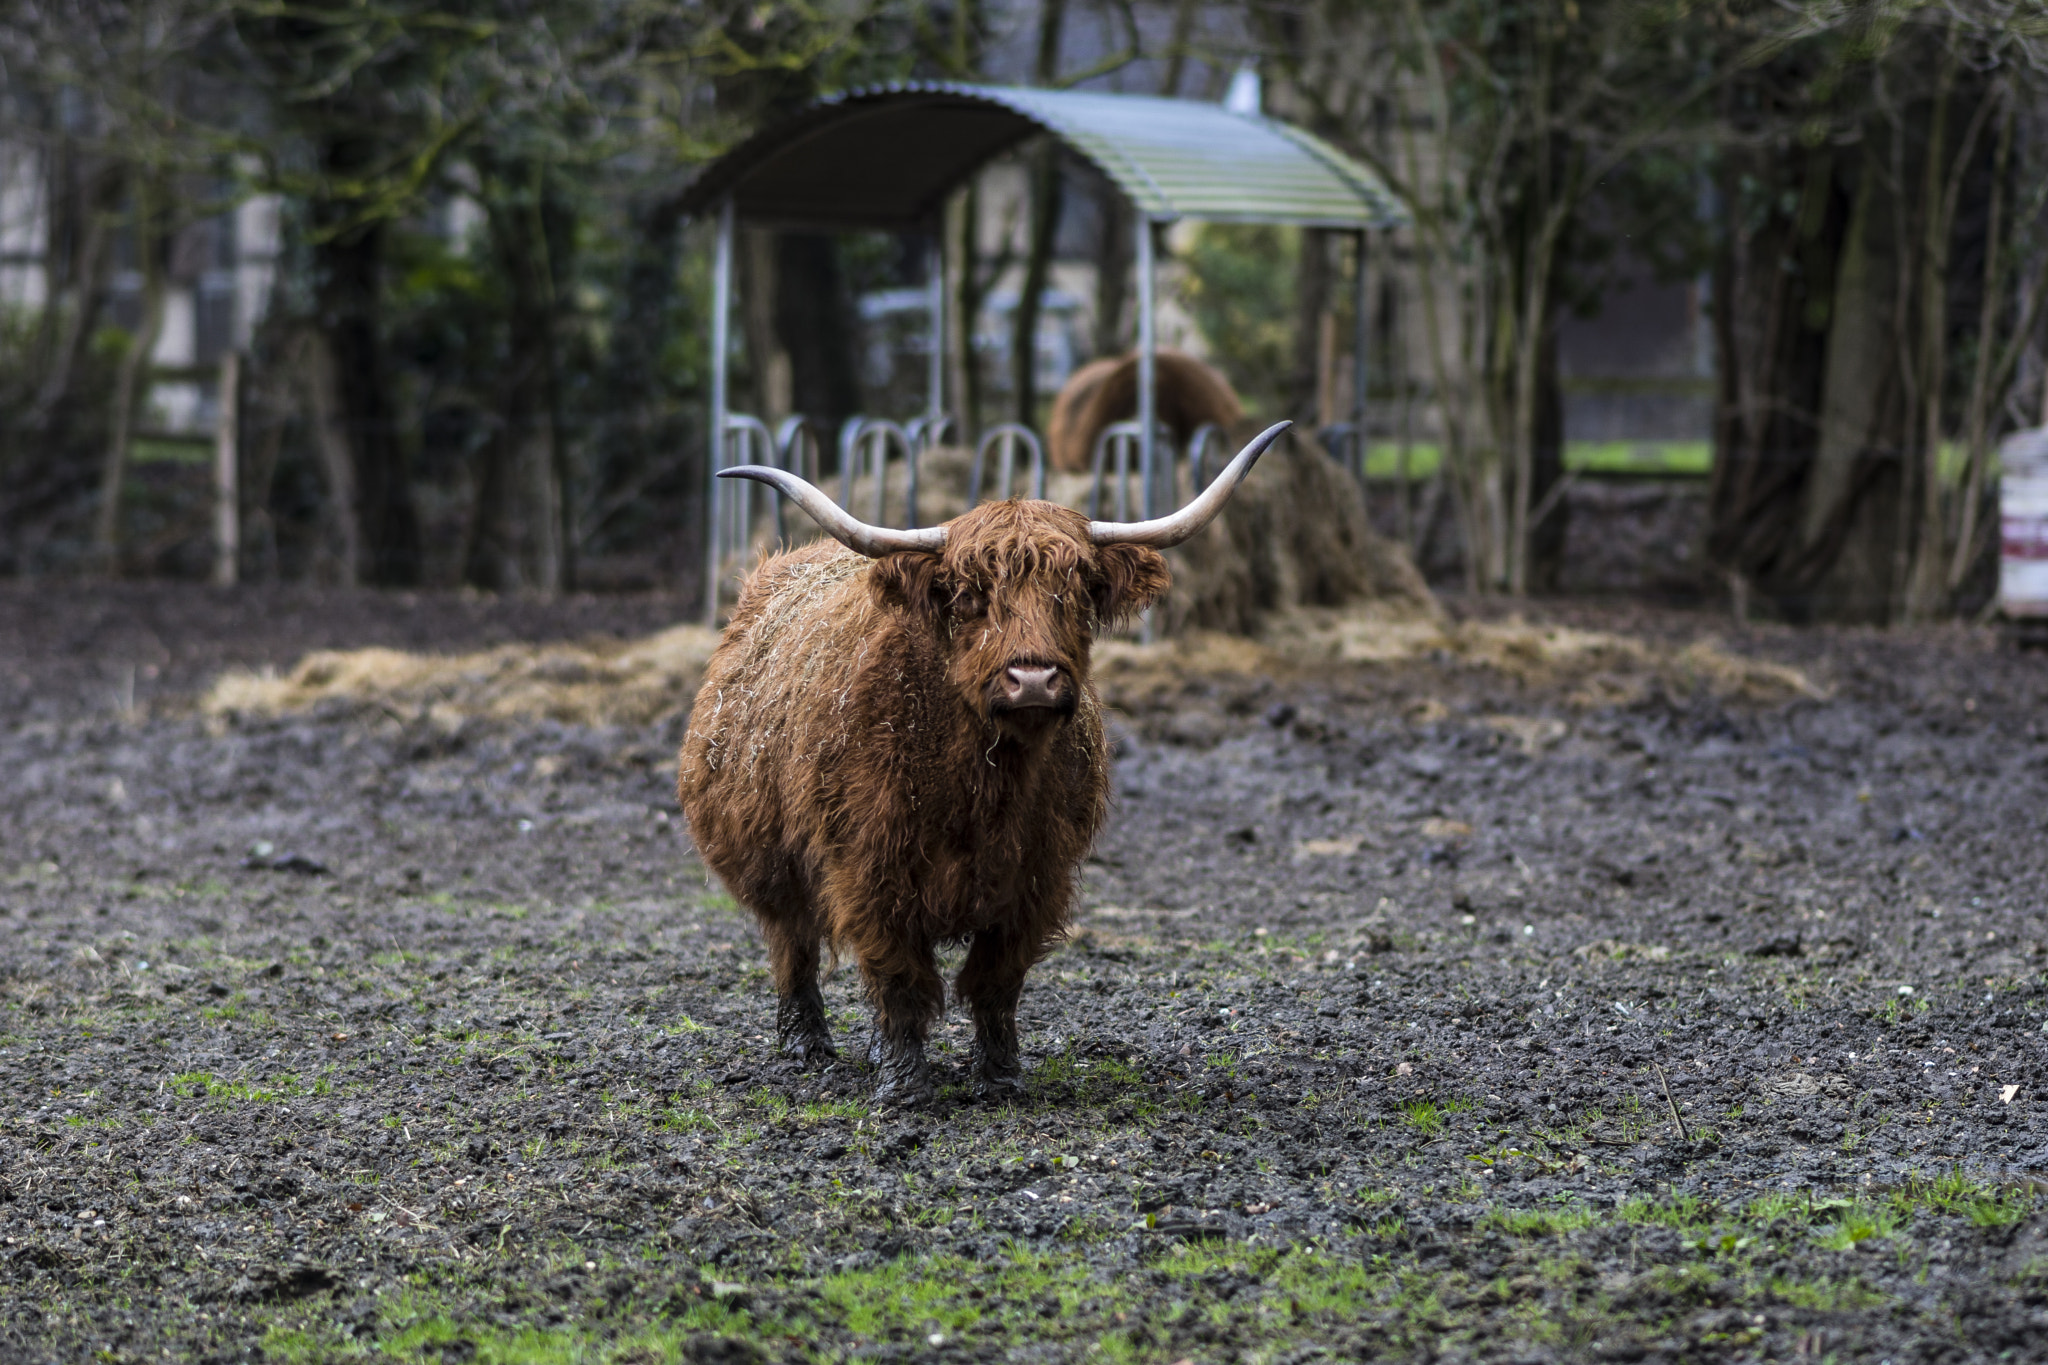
[1093,612,1824,713]
[203,609,1821,726]
[203,625,720,728]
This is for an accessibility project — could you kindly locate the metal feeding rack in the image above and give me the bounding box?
[683,81,1408,625]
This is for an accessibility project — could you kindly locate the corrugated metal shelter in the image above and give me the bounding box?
[679,83,1407,230]
[686,82,1409,622]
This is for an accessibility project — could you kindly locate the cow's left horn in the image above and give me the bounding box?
[717,466,947,557]
[1088,421,1291,548]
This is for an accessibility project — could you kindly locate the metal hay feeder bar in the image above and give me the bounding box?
[681,81,1409,626]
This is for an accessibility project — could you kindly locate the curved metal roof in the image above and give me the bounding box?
[679,82,1407,232]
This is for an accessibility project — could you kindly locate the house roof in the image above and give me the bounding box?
[678,82,1407,232]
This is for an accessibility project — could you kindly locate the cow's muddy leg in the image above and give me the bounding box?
[956,928,1035,1101]
[762,920,835,1066]
[861,954,943,1108]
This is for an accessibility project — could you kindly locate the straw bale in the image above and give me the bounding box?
[202,606,1819,726]
[1091,610,1824,713]
[202,624,720,727]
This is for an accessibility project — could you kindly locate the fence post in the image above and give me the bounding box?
[213,353,240,587]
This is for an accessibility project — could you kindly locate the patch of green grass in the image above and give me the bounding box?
[1687,1229,1756,1259]
[170,1070,327,1103]
[658,1105,720,1134]
[267,1294,767,1364]
[1811,1199,1900,1252]
[797,1098,866,1122]
[1744,1191,1808,1225]
[1358,439,1711,481]
[1032,1045,1151,1105]
[746,1087,790,1123]
[1769,1275,1889,1311]
[1482,1203,1598,1237]
[1621,1192,1718,1232]
[1892,1167,2035,1228]
[1400,1100,1445,1136]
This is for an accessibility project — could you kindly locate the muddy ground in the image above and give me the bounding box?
[4,584,2048,1365]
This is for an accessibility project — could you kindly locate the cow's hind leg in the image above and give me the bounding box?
[859,949,944,1109]
[956,928,1038,1101]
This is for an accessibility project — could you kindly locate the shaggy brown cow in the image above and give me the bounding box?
[1045,348,1244,474]
[677,422,1291,1107]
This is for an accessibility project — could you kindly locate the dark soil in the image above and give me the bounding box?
[4,583,2048,1365]
[1378,479,1709,600]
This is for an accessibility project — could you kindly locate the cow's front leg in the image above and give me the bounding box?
[762,920,835,1066]
[861,951,944,1108]
[956,928,1037,1101]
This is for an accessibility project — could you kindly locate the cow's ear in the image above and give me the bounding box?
[869,551,945,616]
[1090,545,1170,626]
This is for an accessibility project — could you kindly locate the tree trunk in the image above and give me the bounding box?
[1091,183,1130,362]
[953,184,986,440]
[1290,229,1333,425]
[1704,71,1853,619]
[24,161,116,436]
[94,173,169,575]
[312,211,418,586]
[1526,327,1567,592]
[1950,93,2020,595]
[466,156,574,591]
[1012,0,1067,429]
[774,234,861,431]
[1796,148,1908,623]
[1161,0,1200,96]
[742,228,790,420]
[590,190,690,563]
[1013,142,1063,428]
[301,331,363,584]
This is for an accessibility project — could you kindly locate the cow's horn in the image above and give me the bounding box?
[1088,421,1291,548]
[717,466,947,557]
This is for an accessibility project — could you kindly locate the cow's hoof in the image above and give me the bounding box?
[872,1072,936,1110]
[781,1031,838,1068]
[972,1070,1025,1103]
[872,1038,933,1109]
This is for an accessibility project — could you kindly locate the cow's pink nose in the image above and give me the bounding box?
[1001,665,1064,708]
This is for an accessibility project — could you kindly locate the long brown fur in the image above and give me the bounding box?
[677,500,1169,1105]
[1046,349,1245,473]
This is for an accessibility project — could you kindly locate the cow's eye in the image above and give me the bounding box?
[952,591,987,619]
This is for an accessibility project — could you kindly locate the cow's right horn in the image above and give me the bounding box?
[1088,421,1291,548]
[717,466,947,557]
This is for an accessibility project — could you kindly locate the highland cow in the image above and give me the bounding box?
[678,422,1290,1107]
[1046,348,1245,474]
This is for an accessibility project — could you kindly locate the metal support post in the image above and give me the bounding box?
[212,352,239,587]
[1353,230,1369,484]
[1137,216,1157,521]
[1136,216,1158,643]
[705,198,735,628]
[926,231,945,424]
